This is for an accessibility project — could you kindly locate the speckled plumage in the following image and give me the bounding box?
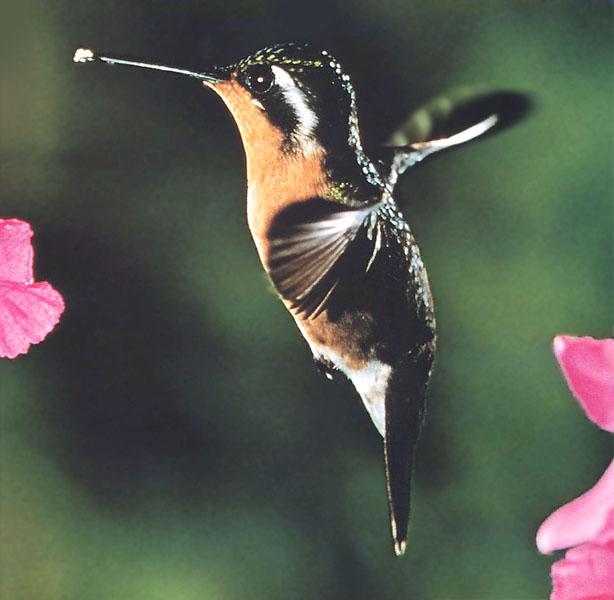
[216,44,438,555]
[76,41,518,556]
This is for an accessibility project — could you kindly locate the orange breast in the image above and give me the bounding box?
[210,79,327,263]
[210,78,370,368]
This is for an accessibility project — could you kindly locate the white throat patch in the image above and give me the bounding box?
[271,65,319,153]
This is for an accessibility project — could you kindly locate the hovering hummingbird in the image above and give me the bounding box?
[74,43,527,556]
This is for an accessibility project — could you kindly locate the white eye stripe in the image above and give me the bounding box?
[270,65,318,138]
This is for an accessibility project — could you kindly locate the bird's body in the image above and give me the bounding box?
[209,47,437,554]
[74,42,527,555]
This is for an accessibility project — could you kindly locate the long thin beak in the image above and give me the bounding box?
[73,48,226,84]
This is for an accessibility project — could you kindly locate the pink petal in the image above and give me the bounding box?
[0,281,65,358]
[553,336,614,432]
[537,460,614,554]
[0,219,34,284]
[551,542,614,600]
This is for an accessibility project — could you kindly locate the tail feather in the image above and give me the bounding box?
[384,347,434,556]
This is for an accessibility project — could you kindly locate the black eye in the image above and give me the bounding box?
[244,65,275,95]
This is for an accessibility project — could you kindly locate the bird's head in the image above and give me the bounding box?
[218,43,362,159]
[74,43,368,190]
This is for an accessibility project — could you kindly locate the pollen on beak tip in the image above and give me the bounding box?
[73,48,94,63]
[394,540,407,556]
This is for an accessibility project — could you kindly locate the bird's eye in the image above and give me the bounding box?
[244,65,275,95]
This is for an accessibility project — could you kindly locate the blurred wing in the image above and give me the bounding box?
[266,199,378,319]
[390,115,498,175]
[386,90,531,181]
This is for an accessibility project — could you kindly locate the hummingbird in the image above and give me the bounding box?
[74,43,527,556]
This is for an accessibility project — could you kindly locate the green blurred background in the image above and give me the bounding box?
[0,1,612,598]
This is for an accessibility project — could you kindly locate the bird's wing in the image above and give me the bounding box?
[384,90,531,182]
[265,198,379,319]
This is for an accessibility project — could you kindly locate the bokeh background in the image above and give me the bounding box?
[1,1,612,598]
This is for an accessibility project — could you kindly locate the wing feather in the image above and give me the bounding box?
[266,200,377,318]
[384,90,531,182]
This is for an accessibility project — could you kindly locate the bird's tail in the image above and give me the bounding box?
[384,346,434,556]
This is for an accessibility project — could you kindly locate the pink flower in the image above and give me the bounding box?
[537,336,614,600]
[553,336,614,433]
[0,219,65,359]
